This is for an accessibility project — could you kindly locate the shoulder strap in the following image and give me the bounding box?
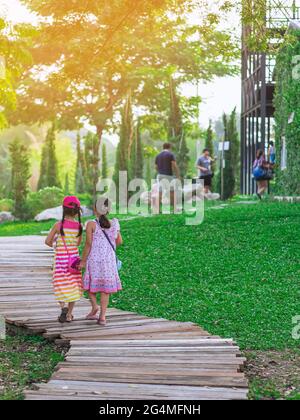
[96,220,116,254]
[61,235,70,256]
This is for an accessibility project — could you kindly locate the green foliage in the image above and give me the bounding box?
[38,125,61,190]
[26,186,64,219]
[9,139,31,220]
[129,119,144,180]
[205,121,216,173]
[0,334,64,400]
[0,19,33,129]
[0,198,14,212]
[216,109,240,199]
[84,132,99,197]
[15,1,238,141]
[168,78,190,177]
[114,95,133,187]
[274,30,300,195]
[135,119,144,179]
[64,173,70,195]
[101,143,108,180]
[75,133,85,194]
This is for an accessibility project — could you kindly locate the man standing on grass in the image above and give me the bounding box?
[155,143,180,208]
[197,148,215,194]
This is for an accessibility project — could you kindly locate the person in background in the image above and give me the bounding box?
[268,141,276,165]
[253,149,272,200]
[197,148,215,194]
[155,143,180,207]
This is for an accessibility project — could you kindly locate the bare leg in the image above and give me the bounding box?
[86,292,99,318]
[59,301,65,309]
[100,293,110,322]
[170,190,175,208]
[67,302,75,321]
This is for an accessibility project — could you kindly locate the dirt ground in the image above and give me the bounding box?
[244,349,300,400]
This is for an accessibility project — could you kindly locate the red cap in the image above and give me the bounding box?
[63,196,81,209]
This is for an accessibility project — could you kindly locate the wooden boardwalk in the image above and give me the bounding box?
[0,236,248,400]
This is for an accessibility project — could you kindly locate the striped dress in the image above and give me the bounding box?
[53,220,82,303]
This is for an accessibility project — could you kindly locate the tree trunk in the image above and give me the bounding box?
[93,125,104,199]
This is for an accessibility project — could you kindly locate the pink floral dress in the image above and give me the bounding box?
[83,219,122,294]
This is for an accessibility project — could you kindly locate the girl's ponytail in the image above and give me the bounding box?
[60,211,66,237]
[98,214,111,229]
[77,207,83,237]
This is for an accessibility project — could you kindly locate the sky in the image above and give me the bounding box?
[0,0,241,128]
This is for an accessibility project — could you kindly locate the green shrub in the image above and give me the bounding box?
[77,193,93,207]
[26,187,64,219]
[274,29,300,195]
[0,199,14,212]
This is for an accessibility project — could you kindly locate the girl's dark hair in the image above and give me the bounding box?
[60,205,83,237]
[96,199,111,229]
[256,149,264,159]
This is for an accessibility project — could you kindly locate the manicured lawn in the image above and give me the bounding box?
[0,334,65,400]
[114,201,300,351]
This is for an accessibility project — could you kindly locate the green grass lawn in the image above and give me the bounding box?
[0,334,65,400]
[113,201,300,351]
[0,200,299,399]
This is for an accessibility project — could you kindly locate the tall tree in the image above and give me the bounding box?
[114,94,133,187]
[47,124,61,188]
[135,119,144,179]
[84,132,99,197]
[9,139,31,219]
[38,124,61,190]
[217,111,238,200]
[227,108,240,193]
[75,133,85,194]
[205,121,216,173]
[13,0,239,194]
[101,143,108,180]
[168,78,190,177]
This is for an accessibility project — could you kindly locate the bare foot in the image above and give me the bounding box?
[86,306,100,320]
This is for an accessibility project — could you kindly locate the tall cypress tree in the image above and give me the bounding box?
[101,143,108,180]
[227,108,240,193]
[9,139,31,220]
[205,121,216,173]
[84,132,99,196]
[168,78,189,178]
[136,119,144,179]
[64,173,70,195]
[37,141,48,191]
[37,124,61,190]
[113,94,133,187]
[217,112,236,200]
[47,124,61,188]
[75,133,85,194]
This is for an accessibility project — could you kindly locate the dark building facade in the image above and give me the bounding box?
[241,0,300,194]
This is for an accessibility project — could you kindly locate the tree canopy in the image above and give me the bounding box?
[14,0,239,133]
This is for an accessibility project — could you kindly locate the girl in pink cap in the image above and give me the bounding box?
[45,196,83,323]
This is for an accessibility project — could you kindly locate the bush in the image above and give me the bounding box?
[26,187,64,219]
[77,193,93,207]
[0,199,14,212]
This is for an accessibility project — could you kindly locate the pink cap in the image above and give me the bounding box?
[63,196,81,209]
